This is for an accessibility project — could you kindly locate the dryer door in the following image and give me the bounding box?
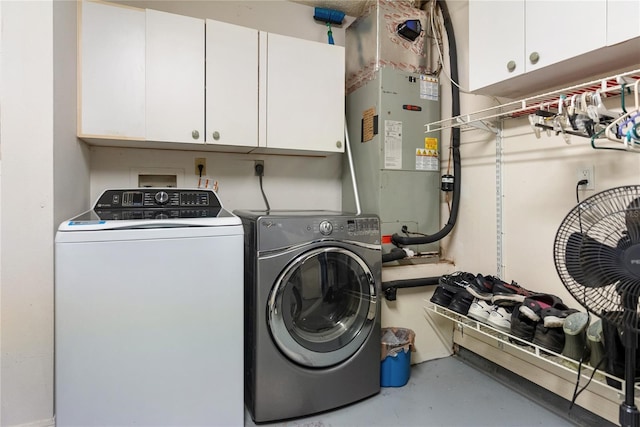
[268,246,377,368]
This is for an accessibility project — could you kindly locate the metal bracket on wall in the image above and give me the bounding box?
[455,116,499,134]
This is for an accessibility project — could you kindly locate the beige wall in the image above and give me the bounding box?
[1,2,56,426]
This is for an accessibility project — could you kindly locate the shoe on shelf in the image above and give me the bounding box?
[562,312,590,362]
[587,319,605,369]
[439,271,476,292]
[447,289,475,315]
[510,304,538,343]
[432,271,472,307]
[491,280,534,305]
[468,299,494,323]
[440,271,493,301]
[470,274,499,300]
[430,285,455,307]
[520,294,566,322]
[486,306,514,333]
[541,307,579,328]
[532,323,565,354]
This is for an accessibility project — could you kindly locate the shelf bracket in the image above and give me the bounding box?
[455,116,499,134]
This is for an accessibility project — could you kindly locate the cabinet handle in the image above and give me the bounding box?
[529,52,540,65]
[336,141,342,149]
[506,60,516,73]
[212,131,220,141]
[192,130,200,140]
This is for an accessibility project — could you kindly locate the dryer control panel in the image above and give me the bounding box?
[240,211,381,251]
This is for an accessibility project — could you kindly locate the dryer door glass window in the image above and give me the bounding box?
[268,247,377,368]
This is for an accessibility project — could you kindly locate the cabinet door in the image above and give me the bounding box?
[525,0,606,71]
[265,33,345,153]
[79,1,145,138]
[468,0,524,91]
[206,20,258,148]
[146,10,204,143]
[607,0,640,45]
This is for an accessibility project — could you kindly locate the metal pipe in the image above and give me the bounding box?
[381,276,440,300]
[345,119,362,215]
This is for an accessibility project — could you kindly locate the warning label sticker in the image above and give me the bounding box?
[420,75,439,101]
[416,137,439,171]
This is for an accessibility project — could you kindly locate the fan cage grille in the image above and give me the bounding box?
[554,185,640,331]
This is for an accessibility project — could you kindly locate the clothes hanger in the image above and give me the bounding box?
[604,80,640,150]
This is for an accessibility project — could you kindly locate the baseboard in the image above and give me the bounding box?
[9,417,54,427]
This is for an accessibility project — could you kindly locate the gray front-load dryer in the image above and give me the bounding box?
[234,210,382,422]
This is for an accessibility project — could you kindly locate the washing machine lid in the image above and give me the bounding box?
[59,188,240,231]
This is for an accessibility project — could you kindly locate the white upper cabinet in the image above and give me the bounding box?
[79,1,145,139]
[468,0,525,90]
[261,32,345,153]
[78,1,345,154]
[145,10,205,144]
[607,0,640,45]
[468,0,638,96]
[524,1,605,72]
[206,20,259,148]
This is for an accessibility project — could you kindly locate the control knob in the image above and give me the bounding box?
[319,220,333,236]
[154,191,169,205]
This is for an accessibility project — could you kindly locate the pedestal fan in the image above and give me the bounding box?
[554,185,640,427]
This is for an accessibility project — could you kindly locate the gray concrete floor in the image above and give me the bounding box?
[245,355,610,426]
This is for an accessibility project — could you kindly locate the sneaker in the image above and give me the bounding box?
[587,319,605,369]
[562,312,590,361]
[486,306,513,333]
[430,286,455,307]
[439,272,492,301]
[541,307,579,328]
[532,323,565,354]
[468,299,494,323]
[510,304,537,343]
[447,290,474,315]
[469,274,496,300]
[439,271,475,290]
[520,294,565,322]
[491,280,534,305]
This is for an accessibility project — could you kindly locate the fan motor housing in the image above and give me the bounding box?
[626,244,640,278]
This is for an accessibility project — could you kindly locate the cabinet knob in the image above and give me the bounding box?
[192,130,200,140]
[212,131,220,141]
[529,52,540,65]
[506,60,516,73]
[336,141,342,148]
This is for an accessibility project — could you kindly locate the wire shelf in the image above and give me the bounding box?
[424,302,638,397]
[425,69,640,134]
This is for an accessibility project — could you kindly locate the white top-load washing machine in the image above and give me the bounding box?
[55,188,243,426]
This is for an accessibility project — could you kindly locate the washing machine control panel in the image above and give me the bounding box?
[91,189,223,220]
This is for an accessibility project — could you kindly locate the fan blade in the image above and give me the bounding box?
[626,197,640,244]
[565,232,625,288]
[565,233,589,285]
